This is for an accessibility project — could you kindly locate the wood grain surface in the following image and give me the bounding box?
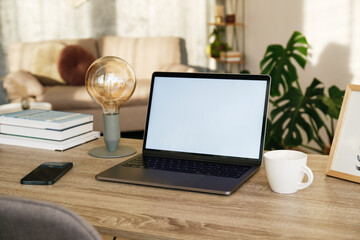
[0,138,359,239]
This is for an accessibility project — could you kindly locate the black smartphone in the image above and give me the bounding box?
[20,162,73,185]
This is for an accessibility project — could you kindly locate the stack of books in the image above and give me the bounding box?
[0,109,100,151]
[220,51,243,62]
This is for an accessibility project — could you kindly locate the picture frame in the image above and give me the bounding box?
[326,84,360,183]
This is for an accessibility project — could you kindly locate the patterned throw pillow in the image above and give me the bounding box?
[30,42,67,85]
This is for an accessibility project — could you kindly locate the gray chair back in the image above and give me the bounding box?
[0,195,102,240]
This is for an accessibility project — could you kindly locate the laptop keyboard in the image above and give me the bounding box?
[122,155,252,179]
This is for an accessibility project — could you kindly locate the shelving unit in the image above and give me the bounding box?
[207,22,244,27]
[207,0,245,73]
[211,57,245,64]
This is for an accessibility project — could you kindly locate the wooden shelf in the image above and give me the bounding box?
[207,22,244,27]
[210,57,245,64]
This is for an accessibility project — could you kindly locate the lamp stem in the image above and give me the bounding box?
[103,113,120,152]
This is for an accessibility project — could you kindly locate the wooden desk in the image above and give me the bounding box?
[0,138,359,239]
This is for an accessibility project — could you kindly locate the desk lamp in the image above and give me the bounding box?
[85,56,136,158]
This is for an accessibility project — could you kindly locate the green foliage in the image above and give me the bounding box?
[209,27,231,58]
[322,86,344,119]
[260,31,308,96]
[260,31,345,154]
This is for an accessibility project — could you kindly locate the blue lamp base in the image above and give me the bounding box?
[88,113,136,158]
[88,145,136,158]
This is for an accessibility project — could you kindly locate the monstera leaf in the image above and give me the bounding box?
[260,31,345,153]
[270,79,326,147]
[260,31,308,97]
[264,119,283,150]
[322,86,345,118]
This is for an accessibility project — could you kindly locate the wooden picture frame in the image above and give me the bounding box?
[326,84,360,183]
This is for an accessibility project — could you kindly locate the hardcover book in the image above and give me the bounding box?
[0,122,93,141]
[0,109,93,130]
[0,131,100,151]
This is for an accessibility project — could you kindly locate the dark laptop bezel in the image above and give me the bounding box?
[141,72,271,166]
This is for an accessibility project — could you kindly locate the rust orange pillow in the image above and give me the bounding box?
[57,45,96,86]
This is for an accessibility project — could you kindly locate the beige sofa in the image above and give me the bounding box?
[3,36,195,132]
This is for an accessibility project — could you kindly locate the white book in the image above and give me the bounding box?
[223,57,242,62]
[0,131,100,151]
[0,109,93,130]
[220,57,242,62]
[0,122,93,141]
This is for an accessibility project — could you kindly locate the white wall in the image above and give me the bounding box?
[245,0,360,89]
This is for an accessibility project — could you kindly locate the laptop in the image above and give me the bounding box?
[96,72,271,195]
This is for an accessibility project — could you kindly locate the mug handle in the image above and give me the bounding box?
[296,165,314,190]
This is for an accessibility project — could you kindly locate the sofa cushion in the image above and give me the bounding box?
[37,86,98,110]
[30,42,67,85]
[57,45,96,86]
[159,63,196,72]
[37,78,151,110]
[8,38,98,76]
[98,36,181,80]
[125,78,151,106]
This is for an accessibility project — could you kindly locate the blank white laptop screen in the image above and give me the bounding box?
[145,76,268,159]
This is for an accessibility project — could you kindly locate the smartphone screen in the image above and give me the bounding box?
[20,162,73,185]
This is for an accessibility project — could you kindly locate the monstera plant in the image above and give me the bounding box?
[260,31,344,154]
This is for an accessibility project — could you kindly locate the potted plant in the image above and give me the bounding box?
[259,31,345,154]
[208,27,231,58]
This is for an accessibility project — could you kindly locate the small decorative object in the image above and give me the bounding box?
[326,84,360,183]
[21,97,30,110]
[215,5,224,23]
[225,14,236,23]
[85,56,137,158]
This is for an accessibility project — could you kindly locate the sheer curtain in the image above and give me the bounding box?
[0,0,208,78]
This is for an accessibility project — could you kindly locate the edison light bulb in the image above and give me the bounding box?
[86,56,136,114]
[85,56,136,158]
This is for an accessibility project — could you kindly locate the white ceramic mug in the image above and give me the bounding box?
[264,150,313,194]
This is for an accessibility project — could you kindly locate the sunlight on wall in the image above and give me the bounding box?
[350,1,360,84]
[303,0,360,85]
[113,0,208,68]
